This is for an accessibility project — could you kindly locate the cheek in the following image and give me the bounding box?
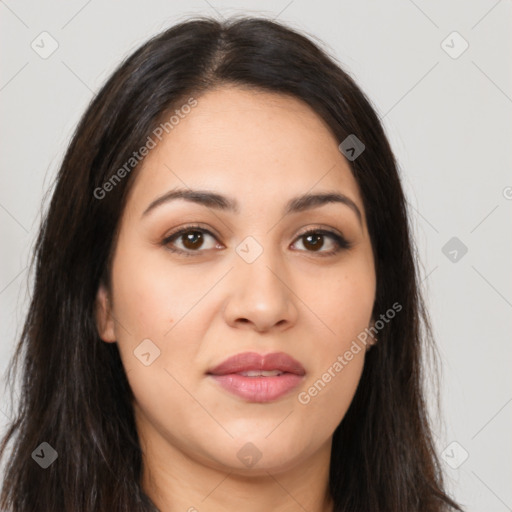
[295,259,374,414]
[297,348,365,437]
[110,248,206,337]
[299,263,375,341]
[109,247,220,391]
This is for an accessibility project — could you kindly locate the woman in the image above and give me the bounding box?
[0,16,463,512]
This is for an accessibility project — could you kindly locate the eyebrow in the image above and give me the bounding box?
[142,187,363,226]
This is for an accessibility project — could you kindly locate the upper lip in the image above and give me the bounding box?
[207,351,306,376]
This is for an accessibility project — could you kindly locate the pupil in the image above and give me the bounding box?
[305,233,323,251]
[183,231,203,249]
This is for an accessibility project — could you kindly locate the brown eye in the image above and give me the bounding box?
[292,229,351,256]
[181,230,205,250]
[302,233,325,251]
[163,227,221,255]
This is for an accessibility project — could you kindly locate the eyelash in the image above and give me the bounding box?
[161,224,352,258]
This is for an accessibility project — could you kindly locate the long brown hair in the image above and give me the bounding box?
[0,15,463,511]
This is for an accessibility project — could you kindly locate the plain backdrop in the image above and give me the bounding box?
[1,1,511,510]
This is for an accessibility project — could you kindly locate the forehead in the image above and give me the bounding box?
[126,86,366,222]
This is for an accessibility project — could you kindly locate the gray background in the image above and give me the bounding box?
[1,1,511,510]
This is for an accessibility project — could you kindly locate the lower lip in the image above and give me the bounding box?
[208,373,304,402]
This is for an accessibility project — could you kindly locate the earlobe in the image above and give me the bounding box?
[95,283,116,343]
[366,318,378,351]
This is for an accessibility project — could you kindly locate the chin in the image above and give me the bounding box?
[200,438,310,476]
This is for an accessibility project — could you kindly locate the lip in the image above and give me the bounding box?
[207,351,306,403]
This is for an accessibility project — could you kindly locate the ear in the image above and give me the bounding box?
[366,317,378,350]
[95,283,116,343]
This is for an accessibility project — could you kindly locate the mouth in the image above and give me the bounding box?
[235,369,286,377]
[206,351,306,403]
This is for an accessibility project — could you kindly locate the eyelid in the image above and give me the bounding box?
[162,223,220,242]
[295,225,347,242]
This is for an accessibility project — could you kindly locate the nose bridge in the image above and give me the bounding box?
[235,234,288,298]
[224,234,297,330]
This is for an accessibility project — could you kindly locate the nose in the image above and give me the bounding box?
[222,245,299,333]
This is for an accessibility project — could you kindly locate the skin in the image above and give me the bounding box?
[96,85,377,512]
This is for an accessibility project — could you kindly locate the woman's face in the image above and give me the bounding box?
[96,86,376,475]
